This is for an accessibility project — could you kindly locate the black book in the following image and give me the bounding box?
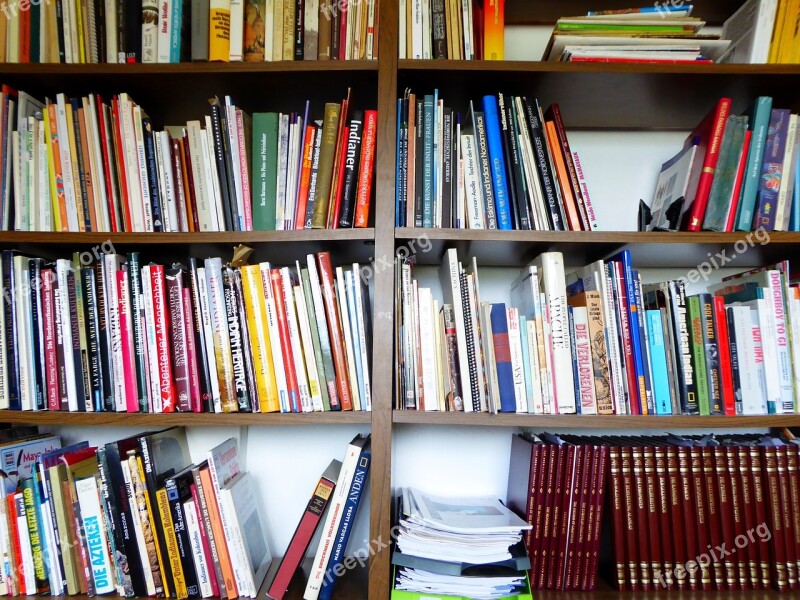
[473,110,498,229]
[701,292,723,415]
[128,253,149,412]
[56,0,66,62]
[81,267,104,412]
[459,269,481,412]
[97,447,135,596]
[522,97,563,231]
[124,0,142,62]
[165,466,201,598]
[726,306,743,415]
[30,258,46,410]
[338,110,364,228]
[304,123,322,228]
[208,98,236,231]
[103,437,149,597]
[501,94,530,230]
[94,262,115,411]
[70,98,92,231]
[331,2,340,59]
[397,92,408,227]
[441,107,453,228]
[223,267,251,412]
[670,280,697,415]
[141,116,164,231]
[188,258,214,412]
[432,0,447,59]
[295,0,305,59]
[414,98,423,227]
[66,267,88,411]
[94,0,107,62]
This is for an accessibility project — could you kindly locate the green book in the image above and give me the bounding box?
[300,266,332,411]
[21,477,49,594]
[251,112,279,230]
[310,103,341,229]
[556,22,696,33]
[688,295,710,416]
[702,115,748,232]
[735,96,773,231]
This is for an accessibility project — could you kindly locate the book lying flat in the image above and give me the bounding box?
[391,568,533,600]
[391,542,531,576]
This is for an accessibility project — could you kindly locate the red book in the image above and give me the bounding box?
[643,445,662,588]
[762,446,787,590]
[94,96,121,233]
[180,136,200,232]
[555,445,580,590]
[608,446,628,590]
[690,447,712,590]
[654,446,673,590]
[631,446,651,591]
[714,447,737,589]
[166,267,192,412]
[749,446,771,589]
[189,482,220,597]
[569,56,714,64]
[8,493,22,595]
[725,129,752,232]
[182,287,202,412]
[621,447,638,590]
[543,444,568,589]
[330,126,349,228]
[19,10,30,63]
[702,447,724,589]
[787,446,800,590]
[111,97,133,232]
[545,104,589,231]
[116,269,139,413]
[41,268,61,411]
[777,446,797,589]
[713,297,736,415]
[354,110,377,228]
[151,264,176,412]
[270,269,301,413]
[568,445,593,591]
[667,446,687,590]
[338,2,348,60]
[316,252,353,410]
[294,125,317,230]
[267,460,339,600]
[531,444,553,585]
[583,445,607,591]
[726,447,749,590]
[678,446,698,590]
[168,135,189,232]
[685,97,733,231]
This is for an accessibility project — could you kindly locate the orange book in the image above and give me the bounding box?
[544,120,581,231]
[294,125,316,230]
[198,465,238,599]
[483,0,504,60]
[354,109,377,227]
[178,136,198,232]
[18,9,30,63]
[316,251,353,410]
[46,102,70,231]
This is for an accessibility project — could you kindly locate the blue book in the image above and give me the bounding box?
[482,95,513,229]
[422,95,435,228]
[396,98,403,226]
[792,148,800,231]
[518,316,534,414]
[568,306,582,413]
[632,269,654,415]
[646,310,672,415]
[319,440,372,600]
[489,303,516,413]
[736,97,773,231]
[170,0,183,62]
[753,108,791,231]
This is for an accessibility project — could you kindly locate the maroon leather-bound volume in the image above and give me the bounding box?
[550,445,577,590]
[690,446,712,590]
[608,446,628,591]
[631,445,651,591]
[777,446,797,589]
[584,446,608,591]
[786,446,800,590]
[678,446,699,590]
[643,444,662,588]
[762,446,787,591]
[702,447,724,589]
[538,444,565,589]
[750,446,771,589]
[715,446,738,589]
[562,445,586,590]
[654,445,673,590]
[570,445,594,591]
[736,447,758,589]
[667,446,687,590]
[578,445,599,591]
[530,444,552,583]
[621,446,639,590]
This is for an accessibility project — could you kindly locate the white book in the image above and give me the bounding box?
[421,0,431,59]
[531,252,576,414]
[204,116,225,230]
[411,0,422,58]
[157,0,173,63]
[284,118,299,229]
[120,460,156,596]
[197,267,222,411]
[418,286,439,410]
[344,270,367,408]
[38,123,51,231]
[280,267,312,412]
[366,0,377,59]
[103,254,127,411]
[307,255,338,406]
[55,95,80,231]
[739,297,781,414]
[142,0,160,62]
[304,436,368,599]
[745,305,770,414]
[790,296,800,412]
[776,115,799,231]
[119,96,145,231]
[729,305,766,414]
[460,134,484,228]
[351,265,372,411]
[438,249,473,411]
[260,262,290,413]
[14,493,35,595]
[526,319,544,414]
[133,107,154,231]
[105,0,119,62]
[461,0,472,59]
[56,259,79,411]
[75,477,116,594]
[184,498,213,597]
[225,101,245,230]
[85,96,110,232]
[275,114,289,230]
[455,122,465,227]
[721,0,778,64]
[336,266,362,410]
[13,258,32,410]
[571,305,597,415]
[264,0,275,60]
[153,133,169,230]
[141,266,163,412]
[507,307,528,413]
[11,132,21,231]
[229,0,245,61]
[293,280,324,412]
[159,131,180,231]
[186,121,212,231]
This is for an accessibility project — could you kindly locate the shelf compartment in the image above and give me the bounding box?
[396,228,798,268]
[393,411,800,428]
[0,410,372,427]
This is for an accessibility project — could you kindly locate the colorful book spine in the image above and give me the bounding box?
[688,295,710,415]
[753,109,792,230]
[736,97,773,230]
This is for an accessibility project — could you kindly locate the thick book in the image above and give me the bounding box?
[482,95,513,229]
[338,111,363,228]
[309,103,341,228]
[702,115,748,231]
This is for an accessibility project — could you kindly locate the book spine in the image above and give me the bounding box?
[94,263,114,411]
[188,476,221,597]
[482,95,512,229]
[317,252,352,410]
[151,264,177,412]
[81,268,104,412]
[714,298,736,415]
[183,499,212,597]
[523,98,563,230]
[687,295,710,415]
[338,113,363,228]
[155,487,187,599]
[270,268,301,412]
[753,109,791,230]
[166,267,192,411]
[128,253,150,412]
[205,258,237,412]
[209,0,232,61]
[42,269,61,411]
[233,269,257,412]
[310,103,340,228]
[165,478,200,598]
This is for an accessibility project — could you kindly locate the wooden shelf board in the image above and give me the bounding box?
[399,59,800,76]
[393,411,800,428]
[0,61,378,76]
[0,410,371,426]
[264,555,367,599]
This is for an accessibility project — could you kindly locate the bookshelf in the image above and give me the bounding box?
[1,0,799,598]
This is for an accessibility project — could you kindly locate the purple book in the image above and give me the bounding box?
[753,108,791,231]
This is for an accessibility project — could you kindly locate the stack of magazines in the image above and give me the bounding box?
[391,488,533,600]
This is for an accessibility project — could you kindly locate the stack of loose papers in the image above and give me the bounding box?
[392,488,532,599]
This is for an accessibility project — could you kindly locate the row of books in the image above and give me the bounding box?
[605,434,799,592]
[0,429,273,599]
[507,433,608,591]
[394,90,597,231]
[723,0,800,64]
[0,0,378,63]
[268,434,371,600]
[648,96,800,233]
[398,0,504,60]
[0,249,373,414]
[397,247,800,416]
[0,86,375,232]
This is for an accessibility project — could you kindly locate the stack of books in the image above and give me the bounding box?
[0,249,372,414]
[605,433,799,592]
[396,247,800,416]
[507,433,609,591]
[395,90,596,230]
[0,0,378,63]
[266,434,371,600]
[0,429,273,599]
[398,0,504,60]
[543,5,732,63]
[391,488,532,599]
[648,96,800,233]
[0,87,376,232]
[723,0,800,64]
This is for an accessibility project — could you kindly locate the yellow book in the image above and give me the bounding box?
[241,264,281,412]
[209,0,232,61]
[780,0,800,63]
[134,456,171,599]
[74,0,86,63]
[769,0,788,63]
[64,102,86,232]
[282,0,294,59]
[42,105,62,233]
[483,0,504,60]
[155,487,188,600]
